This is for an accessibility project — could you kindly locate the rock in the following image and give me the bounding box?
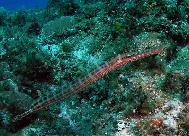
[0,79,18,92]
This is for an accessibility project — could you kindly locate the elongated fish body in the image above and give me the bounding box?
[13,48,165,122]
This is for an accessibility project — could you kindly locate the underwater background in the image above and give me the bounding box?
[0,0,189,136]
[0,0,48,11]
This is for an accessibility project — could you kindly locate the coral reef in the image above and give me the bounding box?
[0,0,188,135]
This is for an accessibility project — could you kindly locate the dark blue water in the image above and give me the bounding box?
[0,0,48,11]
